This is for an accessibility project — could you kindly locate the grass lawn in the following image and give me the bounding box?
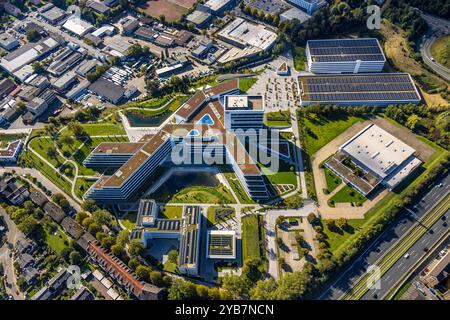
[165,185,236,204]
[29,137,65,167]
[206,206,236,226]
[293,46,306,71]
[159,205,183,219]
[258,160,297,186]
[223,172,255,204]
[430,34,450,69]
[239,77,257,93]
[75,178,96,199]
[241,214,261,260]
[44,224,69,254]
[0,133,25,147]
[125,94,174,109]
[79,123,126,136]
[119,212,137,230]
[324,168,342,192]
[328,185,367,205]
[301,113,367,155]
[21,152,73,197]
[264,110,291,127]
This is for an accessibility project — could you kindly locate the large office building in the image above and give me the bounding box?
[224,95,264,130]
[306,38,386,73]
[298,73,421,106]
[83,79,270,202]
[206,230,236,260]
[325,124,422,195]
[0,140,23,163]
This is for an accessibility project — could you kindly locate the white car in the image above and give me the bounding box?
[404,253,410,259]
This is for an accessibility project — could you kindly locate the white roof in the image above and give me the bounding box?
[218,18,277,51]
[204,0,232,11]
[63,16,94,36]
[340,124,416,179]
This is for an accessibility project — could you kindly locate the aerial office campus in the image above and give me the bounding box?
[0,0,449,304]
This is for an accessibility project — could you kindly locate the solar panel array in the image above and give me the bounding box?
[302,74,420,102]
[308,38,385,62]
[209,234,234,256]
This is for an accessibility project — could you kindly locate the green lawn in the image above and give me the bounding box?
[0,133,25,147]
[301,114,367,155]
[43,224,69,254]
[239,77,257,93]
[119,212,137,230]
[241,214,261,260]
[159,205,183,219]
[293,46,306,71]
[223,172,255,204]
[29,137,65,167]
[74,178,96,199]
[324,168,342,192]
[259,160,297,186]
[206,206,236,226]
[264,111,291,127]
[78,123,126,136]
[161,185,236,204]
[328,185,367,205]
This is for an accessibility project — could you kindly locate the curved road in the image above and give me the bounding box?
[419,11,450,81]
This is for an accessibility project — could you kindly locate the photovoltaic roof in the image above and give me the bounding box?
[307,38,385,63]
[299,73,421,103]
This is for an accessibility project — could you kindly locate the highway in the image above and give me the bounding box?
[419,11,450,81]
[319,173,450,300]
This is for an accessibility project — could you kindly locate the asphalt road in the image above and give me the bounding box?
[319,173,450,300]
[419,11,450,81]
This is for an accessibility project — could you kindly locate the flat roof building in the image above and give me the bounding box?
[47,48,83,76]
[63,16,95,37]
[201,0,235,15]
[298,73,421,106]
[280,7,312,23]
[186,10,212,28]
[207,230,236,260]
[40,5,67,25]
[0,37,59,75]
[89,78,125,104]
[306,38,386,73]
[217,17,277,52]
[0,33,19,51]
[325,124,422,195]
[287,0,327,15]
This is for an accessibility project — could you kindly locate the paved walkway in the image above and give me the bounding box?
[264,202,317,280]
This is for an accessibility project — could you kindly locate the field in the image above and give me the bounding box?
[206,206,236,226]
[324,168,342,193]
[301,113,367,156]
[0,133,25,147]
[264,110,291,127]
[157,185,236,204]
[239,77,257,93]
[430,34,450,69]
[241,214,261,260]
[328,185,367,205]
[160,205,183,219]
[138,0,196,22]
[119,212,138,230]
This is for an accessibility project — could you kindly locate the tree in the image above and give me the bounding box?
[59,134,74,147]
[60,247,73,262]
[168,279,196,300]
[150,271,164,287]
[92,209,115,227]
[167,250,178,264]
[69,251,82,265]
[88,222,101,235]
[46,146,58,160]
[17,216,38,235]
[250,278,278,300]
[242,257,265,283]
[75,211,89,225]
[32,61,44,73]
[67,122,85,138]
[116,229,130,247]
[82,199,97,212]
[135,265,152,282]
[26,29,40,42]
[221,274,250,299]
[336,218,348,229]
[307,213,317,225]
[128,239,144,256]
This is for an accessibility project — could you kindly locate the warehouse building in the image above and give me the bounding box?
[39,5,67,25]
[88,78,125,104]
[0,33,19,51]
[306,38,386,73]
[298,73,421,106]
[217,17,277,51]
[0,37,60,76]
[63,16,95,37]
[199,0,235,15]
[186,10,212,28]
[47,48,84,76]
[325,124,422,195]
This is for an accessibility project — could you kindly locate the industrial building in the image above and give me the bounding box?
[297,73,421,106]
[0,33,19,51]
[39,4,67,25]
[217,17,277,52]
[0,37,60,77]
[325,124,422,195]
[63,16,95,37]
[47,47,84,76]
[88,78,125,104]
[201,0,235,15]
[306,38,386,73]
[186,10,212,28]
